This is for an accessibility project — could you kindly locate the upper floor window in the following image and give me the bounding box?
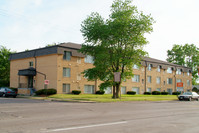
[133,64,139,69]
[167,78,173,84]
[187,72,190,76]
[29,61,33,67]
[147,76,152,83]
[187,80,190,86]
[147,64,152,71]
[77,57,81,64]
[63,68,71,77]
[132,75,140,82]
[156,77,161,84]
[176,68,182,75]
[85,55,94,64]
[167,67,172,74]
[176,79,182,83]
[63,51,71,61]
[157,66,161,72]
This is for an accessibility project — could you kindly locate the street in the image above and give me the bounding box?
[0,97,199,133]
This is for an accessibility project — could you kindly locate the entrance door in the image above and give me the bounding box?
[28,76,33,88]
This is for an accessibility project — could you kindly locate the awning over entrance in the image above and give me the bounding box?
[18,67,36,76]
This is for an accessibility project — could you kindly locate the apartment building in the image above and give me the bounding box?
[9,42,192,95]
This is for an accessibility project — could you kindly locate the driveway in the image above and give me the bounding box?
[0,98,199,133]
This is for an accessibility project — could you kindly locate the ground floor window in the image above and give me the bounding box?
[132,87,139,94]
[121,86,126,94]
[63,84,70,93]
[147,88,152,93]
[156,88,161,92]
[105,87,112,94]
[84,85,95,94]
[167,88,173,95]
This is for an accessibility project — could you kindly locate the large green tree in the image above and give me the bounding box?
[0,46,12,87]
[80,0,154,98]
[167,44,199,84]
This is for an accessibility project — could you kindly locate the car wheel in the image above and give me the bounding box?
[189,97,192,101]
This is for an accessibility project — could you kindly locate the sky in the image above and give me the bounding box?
[0,0,199,61]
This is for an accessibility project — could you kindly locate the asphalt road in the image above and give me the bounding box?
[1,97,199,133]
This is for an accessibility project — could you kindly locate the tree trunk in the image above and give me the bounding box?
[112,85,116,99]
[115,83,120,98]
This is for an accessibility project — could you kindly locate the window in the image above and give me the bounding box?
[147,88,151,92]
[133,64,139,69]
[84,85,95,94]
[187,80,190,86]
[157,66,161,72]
[29,61,33,67]
[176,68,182,75]
[156,77,161,84]
[167,67,172,73]
[77,57,81,64]
[167,88,173,95]
[147,64,152,71]
[63,84,70,93]
[77,74,81,80]
[63,68,71,77]
[132,75,140,82]
[105,87,112,94]
[121,86,126,94]
[187,72,190,76]
[176,79,182,83]
[167,78,173,84]
[147,76,152,83]
[156,88,161,92]
[85,55,94,63]
[63,51,71,60]
[132,87,139,94]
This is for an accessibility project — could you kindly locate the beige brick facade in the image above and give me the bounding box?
[10,43,192,95]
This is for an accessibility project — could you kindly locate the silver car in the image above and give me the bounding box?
[178,92,199,101]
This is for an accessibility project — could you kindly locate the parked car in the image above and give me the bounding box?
[178,92,199,101]
[0,87,17,98]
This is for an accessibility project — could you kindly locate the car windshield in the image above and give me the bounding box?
[182,92,192,95]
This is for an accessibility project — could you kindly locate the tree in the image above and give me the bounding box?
[167,44,199,84]
[80,0,154,98]
[0,46,12,87]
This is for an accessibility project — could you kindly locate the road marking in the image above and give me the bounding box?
[45,121,127,132]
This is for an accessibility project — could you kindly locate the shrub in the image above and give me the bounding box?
[172,92,181,95]
[127,91,136,95]
[144,92,151,95]
[72,90,81,95]
[192,87,199,93]
[96,90,105,95]
[35,88,57,95]
[152,91,161,95]
[161,92,169,95]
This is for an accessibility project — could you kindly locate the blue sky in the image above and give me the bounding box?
[1,0,199,61]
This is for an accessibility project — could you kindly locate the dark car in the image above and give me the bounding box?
[0,87,17,98]
[178,92,199,101]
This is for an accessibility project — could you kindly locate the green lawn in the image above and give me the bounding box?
[48,94,178,102]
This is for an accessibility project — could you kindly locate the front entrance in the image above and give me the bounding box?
[28,76,33,88]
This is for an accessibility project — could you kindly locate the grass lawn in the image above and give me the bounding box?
[48,94,179,102]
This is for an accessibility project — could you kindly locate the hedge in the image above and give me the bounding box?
[172,92,181,95]
[152,91,161,95]
[96,90,105,95]
[144,92,151,95]
[35,88,57,95]
[127,91,136,95]
[161,92,169,95]
[72,90,81,95]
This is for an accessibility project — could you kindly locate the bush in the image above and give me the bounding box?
[144,92,151,95]
[152,91,161,95]
[172,92,181,95]
[192,87,199,93]
[96,90,105,95]
[35,88,57,96]
[161,92,169,95]
[127,91,136,95]
[72,90,81,95]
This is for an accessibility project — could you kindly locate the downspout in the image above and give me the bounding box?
[145,61,147,92]
[174,66,177,92]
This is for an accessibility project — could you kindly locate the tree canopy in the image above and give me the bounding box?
[0,46,12,87]
[167,44,199,84]
[80,0,154,98]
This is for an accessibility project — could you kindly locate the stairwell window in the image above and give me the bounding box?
[132,75,140,82]
[63,68,71,77]
[176,68,182,75]
[148,64,152,71]
[167,67,173,74]
[29,61,33,67]
[63,51,71,61]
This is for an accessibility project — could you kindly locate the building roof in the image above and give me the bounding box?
[9,42,191,72]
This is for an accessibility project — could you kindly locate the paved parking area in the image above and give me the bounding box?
[0,98,199,133]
